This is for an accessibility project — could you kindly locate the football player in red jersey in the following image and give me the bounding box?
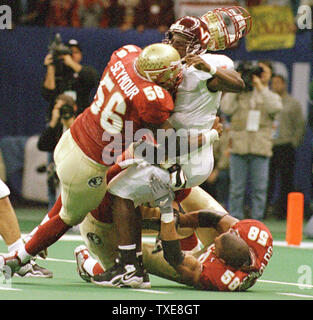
[148,175,273,291]
[0,43,204,287]
[73,176,273,291]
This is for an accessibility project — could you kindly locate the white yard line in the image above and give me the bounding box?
[0,286,21,291]
[257,279,313,289]
[277,292,313,299]
[130,289,171,294]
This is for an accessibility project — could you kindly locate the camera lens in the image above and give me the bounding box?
[60,104,74,120]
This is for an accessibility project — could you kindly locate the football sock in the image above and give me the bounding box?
[25,214,70,257]
[7,238,24,253]
[118,244,138,265]
[83,258,104,276]
[48,195,62,219]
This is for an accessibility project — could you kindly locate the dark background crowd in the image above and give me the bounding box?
[0,0,308,31]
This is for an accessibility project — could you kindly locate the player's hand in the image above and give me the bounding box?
[184,54,210,72]
[212,116,223,137]
[169,164,187,191]
[133,137,163,165]
[149,174,175,211]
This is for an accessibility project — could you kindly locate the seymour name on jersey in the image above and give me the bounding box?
[110,60,139,100]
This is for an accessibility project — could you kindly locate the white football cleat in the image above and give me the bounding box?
[74,245,92,282]
[16,260,53,278]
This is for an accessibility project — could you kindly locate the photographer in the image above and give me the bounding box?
[38,94,77,209]
[42,36,99,119]
[220,61,282,221]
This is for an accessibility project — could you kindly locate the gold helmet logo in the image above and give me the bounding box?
[135,43,182,91]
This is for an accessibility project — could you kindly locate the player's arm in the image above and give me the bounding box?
[149,175,205,288]
[159,212,203,287]
[184,54,245,93]
[137,118,222,165]
[178,209,238,234]
[142,208,238,235]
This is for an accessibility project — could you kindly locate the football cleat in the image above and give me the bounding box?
[139,268,151,289]
[16,260,53,278]
[91,258,143,288]
[74,245,92,283]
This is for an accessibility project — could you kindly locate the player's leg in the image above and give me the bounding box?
[77,212,150,288]
[179,186,227,246]
[0,183,21,248]
[0,180,52,277]
[0,131,109,274]
[76,212,118,281]
[91,196,145,288]
[142,242,181,283]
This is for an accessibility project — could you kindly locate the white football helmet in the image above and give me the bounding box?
[135,43,182,92]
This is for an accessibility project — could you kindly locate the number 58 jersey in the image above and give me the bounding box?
[199,219,273,291]
[71,45,175,166]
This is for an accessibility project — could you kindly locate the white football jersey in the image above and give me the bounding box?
[169,53,234,131]
[169,53,234,187]
[108,54,235,205]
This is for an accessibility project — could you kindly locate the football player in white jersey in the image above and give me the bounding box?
[108,6,252,215]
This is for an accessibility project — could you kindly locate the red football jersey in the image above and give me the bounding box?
[71,44,174,165]
[198,219,273,291]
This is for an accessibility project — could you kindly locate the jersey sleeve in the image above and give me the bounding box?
[137,88,174,125]
[202,54,234,70]
[190,53,234,82]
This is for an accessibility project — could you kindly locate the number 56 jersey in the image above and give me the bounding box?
[71,45,174,166]
[198,219,273,291]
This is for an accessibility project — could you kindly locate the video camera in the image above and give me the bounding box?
[236,61,264,92]
[48,33,72,76]
[48,33,71,64]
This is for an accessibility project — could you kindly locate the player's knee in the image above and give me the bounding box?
[59,210,85,226]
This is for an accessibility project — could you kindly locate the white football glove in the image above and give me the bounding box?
[149,174,175,223]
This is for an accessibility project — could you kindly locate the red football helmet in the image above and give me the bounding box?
[164,16,211,55]
[201,6,252,51]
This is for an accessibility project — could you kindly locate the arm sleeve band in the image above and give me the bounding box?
[162,239,185,268]
[198,210,229,229]
[142,210,180,232]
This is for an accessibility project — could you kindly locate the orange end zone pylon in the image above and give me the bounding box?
[286,192,304,246]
